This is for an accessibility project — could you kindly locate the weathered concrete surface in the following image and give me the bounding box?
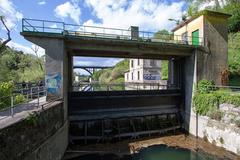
[0,101,68,160]
[197,14,229,85]
[0,97,46,129]
[25,121,68,160]
[187,113,240,155]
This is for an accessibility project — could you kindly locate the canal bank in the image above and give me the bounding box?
[63,134,240,160]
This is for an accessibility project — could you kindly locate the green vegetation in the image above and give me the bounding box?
[161,60,168,80]
[93,59,129,84]
[0,45,44,83]
[187,0,240,32]
[193,80,240,116]
[154,29,173,41]
[0,45,42,109]
[193,93,219,115]
[0,81,26,110]
[228,32,240,86]
[196,79,215,94]
[25,112,39,126]
[186,1,240,86]
[0,81,14,109]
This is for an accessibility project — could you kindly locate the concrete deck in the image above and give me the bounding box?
[0,97,46,129]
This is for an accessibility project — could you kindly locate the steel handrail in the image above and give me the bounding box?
[22,18,204,46]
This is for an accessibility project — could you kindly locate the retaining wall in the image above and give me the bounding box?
[0,101,68,160]
[186,111,240,155]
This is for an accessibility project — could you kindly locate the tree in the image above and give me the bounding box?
[31,45,43,71]
[154,29,173,41]
[0,16,11,52]
[186,0,240,32]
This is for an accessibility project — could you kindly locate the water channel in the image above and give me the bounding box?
[64,134,239,160]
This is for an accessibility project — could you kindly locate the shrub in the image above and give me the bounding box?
[219,94,240,107]
[14,94,26,105]
[197,79,215,94]
[193,93,218,115]
[0,81,14,97]
[25,112,39,126]
[0,81,14,109]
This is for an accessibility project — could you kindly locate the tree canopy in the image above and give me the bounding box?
[0,44,44,83]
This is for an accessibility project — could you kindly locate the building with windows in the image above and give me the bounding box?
[124,59,166,87]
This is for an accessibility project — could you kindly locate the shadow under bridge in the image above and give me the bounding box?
[68,89,183,144]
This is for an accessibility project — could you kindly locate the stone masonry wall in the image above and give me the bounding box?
[0,101,66,160]
[187,112,240,155]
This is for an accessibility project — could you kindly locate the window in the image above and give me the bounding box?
[137,71,140,80]
[150,60,155,66]
[138,59,140,66]
[131,60,134,68]
[131,72,134,80]
[127,73,128,80]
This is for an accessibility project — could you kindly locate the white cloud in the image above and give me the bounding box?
[198,1,215,10]
[73,57,123,75]
[7,41,45,57]
[0,0,23,29]
[74,57,122,67]
[49,24,57,28]
[84,0,185,32]
[38,1,46,5]
[54,0,81,24]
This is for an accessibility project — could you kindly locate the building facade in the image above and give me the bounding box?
[124,59,163,84]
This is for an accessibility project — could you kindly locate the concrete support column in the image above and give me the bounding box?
[168,58,181,88]
[67,55,73,92]
[44,39,65,100]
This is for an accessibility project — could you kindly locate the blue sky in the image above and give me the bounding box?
[0,0,189,73]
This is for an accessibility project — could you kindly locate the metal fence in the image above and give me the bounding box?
[22,18,204,46]
[212,85,240,93]
[72,82,178,92]
[0,86,47,117]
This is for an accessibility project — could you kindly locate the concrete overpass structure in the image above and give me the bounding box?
[18,10,230,160]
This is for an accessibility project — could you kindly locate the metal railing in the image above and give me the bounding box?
[72,82,179,92]
[0,86,47,117]
[22,18,204,46]
[208,85,240,93]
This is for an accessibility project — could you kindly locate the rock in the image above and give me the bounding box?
[219,103,236,112]
[221,113,236,124]
[231,107,240,114]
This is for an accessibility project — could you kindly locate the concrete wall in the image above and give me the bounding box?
[23,36,69,121]
[187,113,240,155]
[173,15,204,45]
[198,15,228,85]
[182,52,197,131]
[173,13,229,85]
[0,102,68,160]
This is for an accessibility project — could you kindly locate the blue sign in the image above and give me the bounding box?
[143,74,160,80]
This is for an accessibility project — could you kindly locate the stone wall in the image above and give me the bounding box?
[187,112,240,155]
[0,101,68,160]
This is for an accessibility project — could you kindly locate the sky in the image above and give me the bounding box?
[0,0,190,72]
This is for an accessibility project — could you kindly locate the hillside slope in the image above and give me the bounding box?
[93,59,129,84]
[0,45,44,83]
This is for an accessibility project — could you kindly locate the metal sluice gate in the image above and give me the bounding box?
[69,112,182,144]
